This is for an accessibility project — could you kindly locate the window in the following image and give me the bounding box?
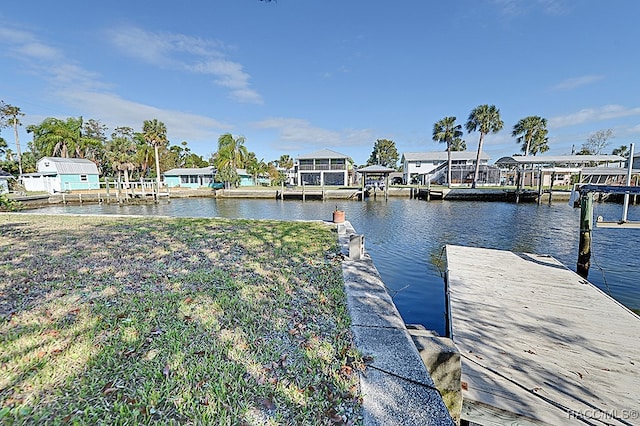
[80,175,88,182]
[415,161,421,167]
[44,162,50,167]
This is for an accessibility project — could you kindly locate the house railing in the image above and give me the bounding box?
[298,164,346,171]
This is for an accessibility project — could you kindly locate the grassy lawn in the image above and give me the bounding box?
[0,214,362,425]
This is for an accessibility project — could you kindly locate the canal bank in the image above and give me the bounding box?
[336,220,454,424]
[10,186,577,208]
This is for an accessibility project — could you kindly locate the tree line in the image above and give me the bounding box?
[0,101,296,188]
[1,100,628,190]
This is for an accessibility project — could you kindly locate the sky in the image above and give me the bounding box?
[1,0,640,166]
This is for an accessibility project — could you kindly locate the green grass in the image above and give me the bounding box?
[0,214,362,425]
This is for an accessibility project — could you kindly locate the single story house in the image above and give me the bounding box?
[402,151,492,185]
[296,149,353,186]
[164,166,216,189]
[495,154,627,187]
[0,169,12,194]
[21,157,100,194]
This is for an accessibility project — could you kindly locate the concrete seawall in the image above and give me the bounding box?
[337,221,454,425]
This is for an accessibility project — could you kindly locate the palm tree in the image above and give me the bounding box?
[277,154,294,170]
[217,133,248,169]
[433,116,464,188]
[215,133,248,188]
[0,103,24,175]
[512,116,548,156]
[246,155,268,185]
[27,117,82,159]
[142,119,168,188]
[131,132,151,178]
[466,105,504,188]
[450,139,467,151]
[106,127,137,187]
[512,116,548,189]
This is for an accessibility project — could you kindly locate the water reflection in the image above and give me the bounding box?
[26,198,640,335]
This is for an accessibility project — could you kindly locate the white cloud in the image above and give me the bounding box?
[0,24,231,149]
[549,105,640,128]
[108,26,262,104]
[252,118,373,152]
[59,91,230,142]
[493,0,569,17]
[552,75,604,91]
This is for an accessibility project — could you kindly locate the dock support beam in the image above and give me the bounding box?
[577,193,593,278]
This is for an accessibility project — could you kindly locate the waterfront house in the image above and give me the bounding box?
[401,151,493,185]
[296,149,353,186]
[234,169,271,186]
[495,154,628,187]
[21,157,100,193]
[0,169,12,194]
[164,166,216,188]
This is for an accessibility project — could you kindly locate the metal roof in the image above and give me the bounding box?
[581,167,640,175]
[38,157,99,175]
[297,149,351,160]
[356,165,396,173]
[495,154,625,165]
[164,166,215,175]
[402,151,489,162]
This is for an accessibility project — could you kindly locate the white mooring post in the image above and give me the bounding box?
[348,234,365,260]
[622,143,635,223]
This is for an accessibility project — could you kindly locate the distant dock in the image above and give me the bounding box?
[444,245,640,425]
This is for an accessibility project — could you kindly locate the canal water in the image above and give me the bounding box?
[26,198,640,335]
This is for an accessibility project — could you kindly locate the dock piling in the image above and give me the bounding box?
[577,192,593,278]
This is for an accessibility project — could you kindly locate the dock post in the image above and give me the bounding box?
[117,176,122,204]
[548,173,554,205]
[385,174,389,200]
[105,178,110,204]
[537,168,543,204]
[577,192,593,278]
[515,169,521,204]
[622,143,635,222]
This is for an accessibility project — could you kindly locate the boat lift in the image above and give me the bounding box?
[574,143,639,277]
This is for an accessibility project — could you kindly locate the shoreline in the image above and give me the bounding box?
[9,186,576,208]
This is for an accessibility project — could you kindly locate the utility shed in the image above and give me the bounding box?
[445,245,640,426]
[21,157,100,193]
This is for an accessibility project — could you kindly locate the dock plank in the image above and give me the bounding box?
[446,245,640,426]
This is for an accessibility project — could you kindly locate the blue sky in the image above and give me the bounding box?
[1,0,640,165]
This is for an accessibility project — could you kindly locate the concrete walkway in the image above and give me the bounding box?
[337,221,453,425]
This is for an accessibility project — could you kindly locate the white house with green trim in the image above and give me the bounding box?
[21,157,100,193]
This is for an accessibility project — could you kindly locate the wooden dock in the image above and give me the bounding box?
[445,245,640,425]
